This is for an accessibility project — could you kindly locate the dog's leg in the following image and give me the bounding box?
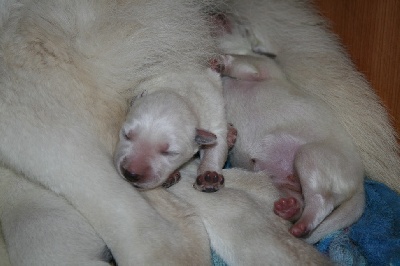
[273,173,304,221]
[0,116,210,265]
[0,166,112,266]
[303,184,365,243]
[288,141,364,238]
[194,125,233,192]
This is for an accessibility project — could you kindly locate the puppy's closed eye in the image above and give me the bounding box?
[161,151,180,156]
[160,143,179,156]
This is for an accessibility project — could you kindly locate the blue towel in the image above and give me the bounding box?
[211,179,400,265]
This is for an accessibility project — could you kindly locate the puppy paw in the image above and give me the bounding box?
[227,123,238,149]
[274,197,301,221]
[162,171,181,188]
[289,222,310,238]
[194,171,224,193]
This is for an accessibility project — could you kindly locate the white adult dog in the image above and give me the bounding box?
[0,162,331,265]
[0,0,398,265]
[0,0,225,264]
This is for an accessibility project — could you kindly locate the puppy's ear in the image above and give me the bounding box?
[195,128,217,146]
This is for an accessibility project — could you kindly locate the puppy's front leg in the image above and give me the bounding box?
[194,126,232,192]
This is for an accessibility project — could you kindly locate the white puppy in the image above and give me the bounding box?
[114,69,228,192]
[214,0,400,193]
[222,54,365,242]
[211,13,364,241]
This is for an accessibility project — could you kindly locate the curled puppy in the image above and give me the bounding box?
[217,0,400,193]
[114,69,229,192]
[220,53,365,241]
[211,11,365,242]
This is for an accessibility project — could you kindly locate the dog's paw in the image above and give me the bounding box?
[227,123,238,149]
[273,197,302,221]
[193,171,224,193]
[289,222,310,238]
[162,171,181,188]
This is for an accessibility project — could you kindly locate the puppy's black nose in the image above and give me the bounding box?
[121,167,142,183]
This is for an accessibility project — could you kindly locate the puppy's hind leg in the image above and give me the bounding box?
[304,184,365,244]
[289,141,364,240]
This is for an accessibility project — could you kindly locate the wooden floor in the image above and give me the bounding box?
[314,0,400,139]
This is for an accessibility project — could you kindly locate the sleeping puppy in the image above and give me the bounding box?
[221,54,365,239]
[215,0,400,194]
[214,14,365,241]
[114,69,228,192]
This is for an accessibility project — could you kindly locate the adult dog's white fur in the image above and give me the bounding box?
[0,162,331,265]
[0,0,398,265]
[0,0,220,264]
[214,0,400,193]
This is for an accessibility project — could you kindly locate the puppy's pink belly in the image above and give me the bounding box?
[254,135,303,179]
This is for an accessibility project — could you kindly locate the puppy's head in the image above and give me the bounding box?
[114,91,217,190]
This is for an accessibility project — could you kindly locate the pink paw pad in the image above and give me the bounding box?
[274,197,301,221]
[194,171,224,193]
[289,222,309,238]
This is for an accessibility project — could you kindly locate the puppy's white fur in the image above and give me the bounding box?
[214,0,400,192]
[214,13,364,242]
[222,54,365,243]
[114,69,228,190]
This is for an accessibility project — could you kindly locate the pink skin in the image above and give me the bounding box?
[119,141,166,186]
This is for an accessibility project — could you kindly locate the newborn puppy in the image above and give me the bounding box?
[211,12,365,240]
[114,69,228,192]
[221,53,365,239]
